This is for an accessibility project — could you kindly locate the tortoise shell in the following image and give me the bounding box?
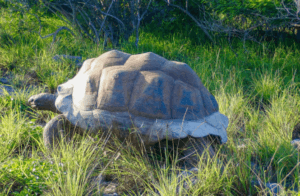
[55,50,228,144]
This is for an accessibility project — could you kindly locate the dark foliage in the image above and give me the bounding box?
[4,0,300,50]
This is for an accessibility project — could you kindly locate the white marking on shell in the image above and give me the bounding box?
[57,79,73,95]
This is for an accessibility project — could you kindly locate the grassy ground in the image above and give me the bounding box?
[0,5,300,196]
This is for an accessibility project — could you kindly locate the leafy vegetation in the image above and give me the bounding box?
[0,1,300,195]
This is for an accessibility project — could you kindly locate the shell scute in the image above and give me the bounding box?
[72,74,95,110]
[97,66,139,112]
[171,80,205,120]
[161,61,202,89]
[124,52,167,71]
[76,58,95,77]
[129,71,174,119]
[90,50,131,70]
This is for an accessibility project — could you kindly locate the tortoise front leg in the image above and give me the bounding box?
[43,114,74,149]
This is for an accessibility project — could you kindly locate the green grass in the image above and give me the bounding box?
[0,5,300,196]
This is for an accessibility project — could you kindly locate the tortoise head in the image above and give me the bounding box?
[28,93,59,113]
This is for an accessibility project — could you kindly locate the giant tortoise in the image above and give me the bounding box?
[28,50,229,167]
